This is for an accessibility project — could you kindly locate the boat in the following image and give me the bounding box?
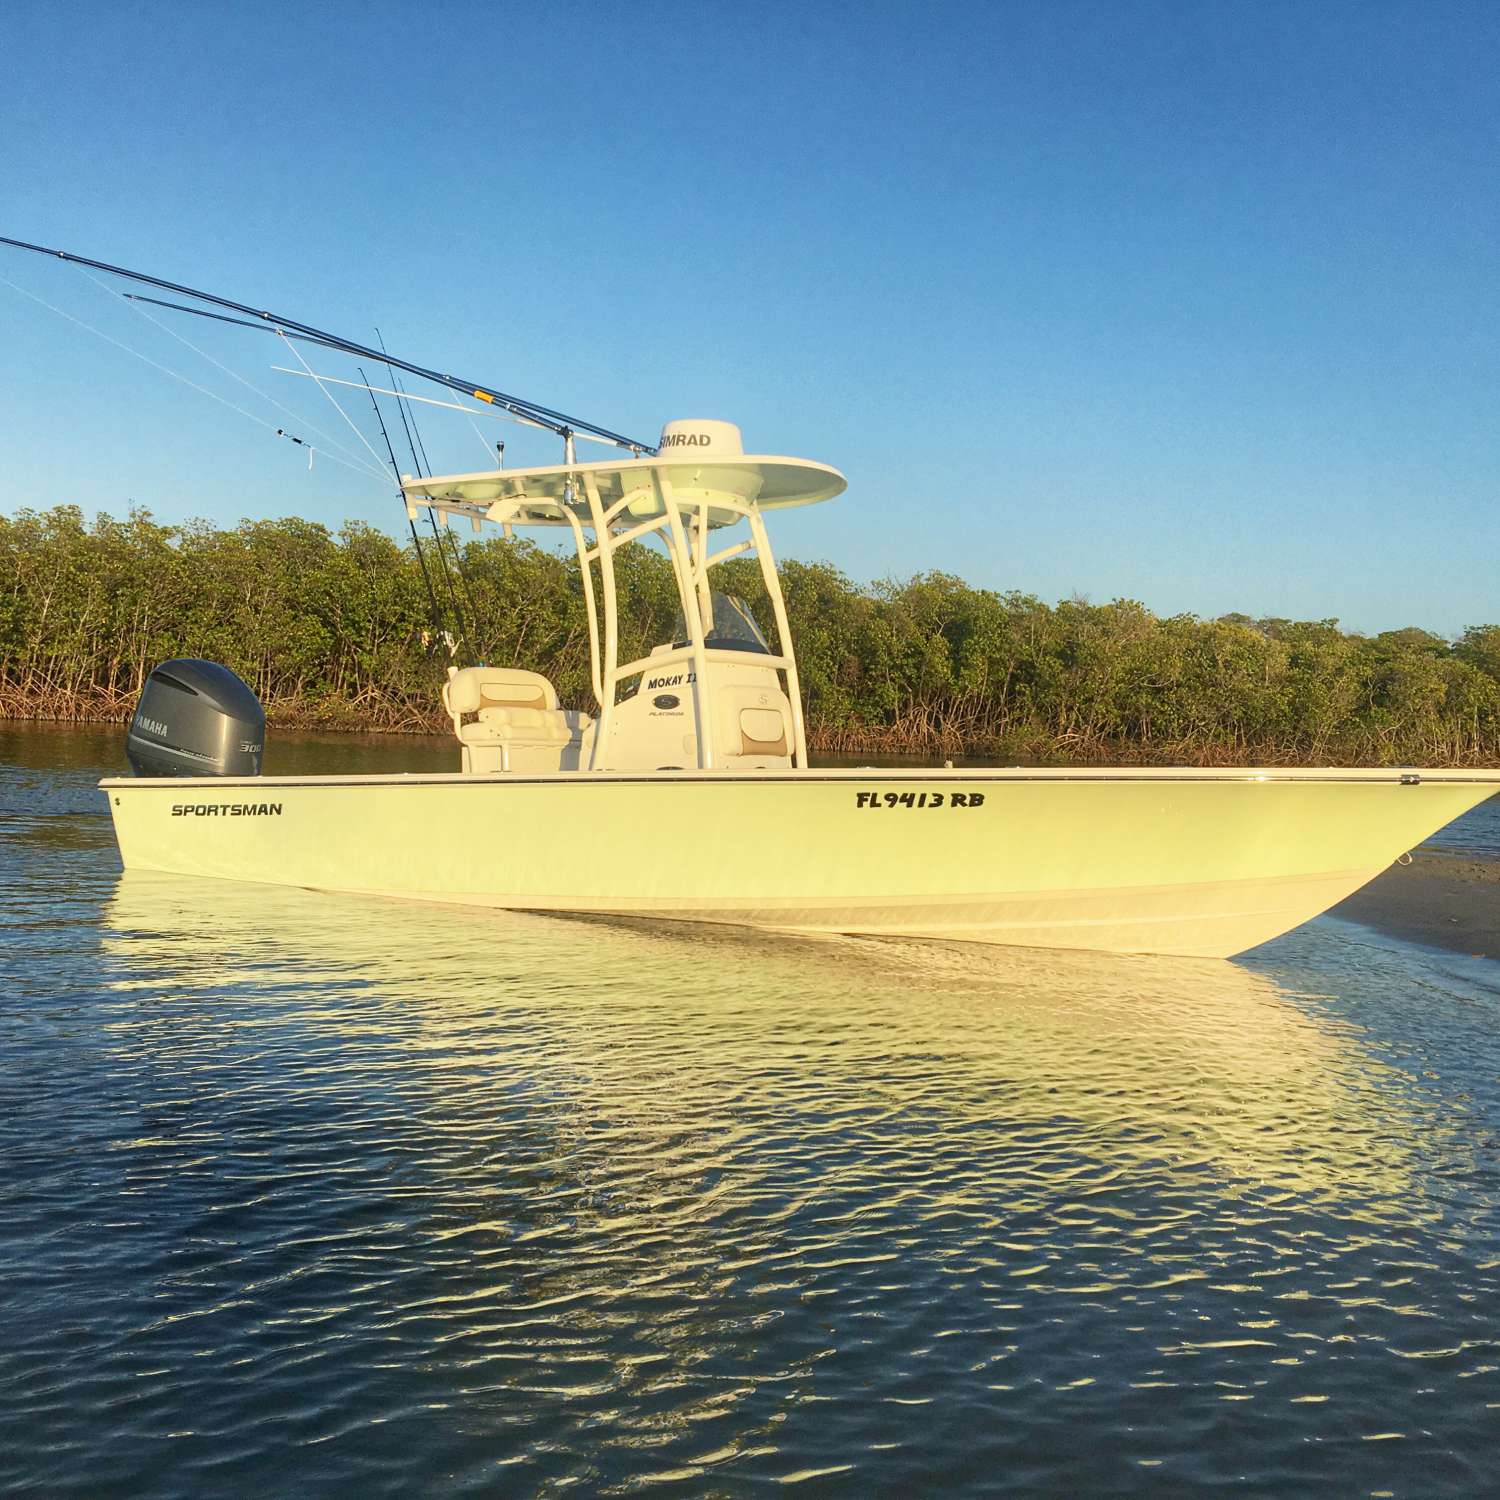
[98,415,1499,959]
[6,235,1497,959]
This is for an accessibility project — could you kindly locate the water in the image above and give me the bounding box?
[1424,793,1500,859]
[4,724,1499,1497]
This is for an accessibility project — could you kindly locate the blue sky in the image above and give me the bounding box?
[2,0,1496,635]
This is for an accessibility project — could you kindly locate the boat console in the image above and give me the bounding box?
[407,420,840,775]
[442,631,795,774]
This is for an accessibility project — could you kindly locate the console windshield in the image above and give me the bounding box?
[673,593,772,654]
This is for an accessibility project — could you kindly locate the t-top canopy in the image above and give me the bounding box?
[400,419,846,531]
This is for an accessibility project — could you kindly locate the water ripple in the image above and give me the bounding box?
[3,731,1500,1495]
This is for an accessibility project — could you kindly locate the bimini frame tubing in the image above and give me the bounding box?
[566,475,810,771]
[409,468,812,772]
[747,506,808,768]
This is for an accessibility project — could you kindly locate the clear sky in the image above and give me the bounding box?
[2,0,1496,635]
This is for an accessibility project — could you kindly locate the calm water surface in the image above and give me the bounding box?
[3,724,1499,1497]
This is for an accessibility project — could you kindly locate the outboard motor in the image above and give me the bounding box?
[127,659,265,777]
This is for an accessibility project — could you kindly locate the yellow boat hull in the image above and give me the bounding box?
[100,768,1499,959]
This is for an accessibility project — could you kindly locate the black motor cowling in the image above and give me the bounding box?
[127,659,265,777]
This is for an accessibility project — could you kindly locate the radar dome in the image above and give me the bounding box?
[657,419,742,458]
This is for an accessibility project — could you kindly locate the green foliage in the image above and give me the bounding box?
[2,506,1498,764]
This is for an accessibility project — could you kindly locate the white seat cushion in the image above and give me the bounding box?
[459,706,578,747]
[444,667,557,716]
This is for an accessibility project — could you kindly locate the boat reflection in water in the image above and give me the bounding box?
[87,873,1484,1491]
[102,871,1423,1215]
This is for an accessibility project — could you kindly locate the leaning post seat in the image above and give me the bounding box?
[443,666,557,720]
[442,667,591,772]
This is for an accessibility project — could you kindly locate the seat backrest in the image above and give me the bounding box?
[443,667,558,718]
[738,706,788,756]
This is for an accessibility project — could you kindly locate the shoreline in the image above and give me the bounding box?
[1329,853,1500,961]
[6,711,1500,771]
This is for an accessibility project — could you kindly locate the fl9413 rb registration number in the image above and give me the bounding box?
[855,790,985,810]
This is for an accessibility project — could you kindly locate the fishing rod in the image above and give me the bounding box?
[359,365,452,659]
[268,366,561,430]
[122,294,353,356]
[0,233,655,455]
[375,331,484,655]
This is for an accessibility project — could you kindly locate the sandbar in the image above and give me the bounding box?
[1330,852,1500,960]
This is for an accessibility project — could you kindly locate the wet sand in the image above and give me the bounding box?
[1331,853,1500,960]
